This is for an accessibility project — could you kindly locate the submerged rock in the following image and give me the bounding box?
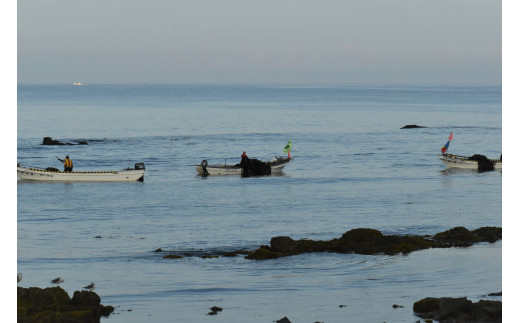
[17,286,113,323]
[163,254,183,259]
[413,297,501,322]
[245,226,501,259]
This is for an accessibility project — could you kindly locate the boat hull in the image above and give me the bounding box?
[195,158,292,176]
[438,154,502,170]
[17,165,145,182]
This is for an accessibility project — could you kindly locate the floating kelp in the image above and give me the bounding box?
[467,154,495,172]
[240,158,271,177]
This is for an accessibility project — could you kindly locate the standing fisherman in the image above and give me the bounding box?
[57,156,73,172]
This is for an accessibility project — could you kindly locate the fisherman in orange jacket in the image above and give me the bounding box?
[57,156,73,172]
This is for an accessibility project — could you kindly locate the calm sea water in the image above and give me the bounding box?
[17,84,502,322]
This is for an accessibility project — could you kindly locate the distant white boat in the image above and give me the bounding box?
[73,82,84,86]
[17,163,145,182]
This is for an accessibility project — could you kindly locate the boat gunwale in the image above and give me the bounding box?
[439,153,502,163]
[17,165,145,176]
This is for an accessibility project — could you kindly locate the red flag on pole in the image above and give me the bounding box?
[441,131,453,154]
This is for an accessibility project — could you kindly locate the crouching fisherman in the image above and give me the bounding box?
[57,156,73,172]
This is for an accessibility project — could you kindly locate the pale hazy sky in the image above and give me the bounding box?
[18,0,501,84]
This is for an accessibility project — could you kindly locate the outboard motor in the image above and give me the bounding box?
[201,160,209,177]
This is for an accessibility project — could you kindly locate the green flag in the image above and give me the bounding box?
[283,140,292,153]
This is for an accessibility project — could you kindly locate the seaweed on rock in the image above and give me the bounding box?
[245,226,501,260]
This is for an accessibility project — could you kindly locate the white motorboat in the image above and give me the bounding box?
[17,163,145,182]
[195,156,292,176]
[438,154,502,170]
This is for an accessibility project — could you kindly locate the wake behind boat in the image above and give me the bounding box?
[17,163,145,182]
[195,156,292,176]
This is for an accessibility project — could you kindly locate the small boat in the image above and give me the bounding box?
[195,156,292,176]
[438,154,502,170]
[17,163,145,182]
[73,82,84,86]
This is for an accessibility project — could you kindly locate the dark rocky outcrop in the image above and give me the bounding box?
[207,306,223,315]
[42,137,88,146]
[413,297,501,322]
[245,226,501,260]
[17,286,114,323]
[400,125,427,129]
[42,137,66,145]
[432,226,502,246]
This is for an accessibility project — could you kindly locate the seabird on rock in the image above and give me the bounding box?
[83,282,96,291]
[17,273,22,283]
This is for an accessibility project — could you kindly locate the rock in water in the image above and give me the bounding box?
[400,124,426,129]
[42,137,63,145]
[246,226,501,259]
[17,286,114,322]
[413,297,501,322]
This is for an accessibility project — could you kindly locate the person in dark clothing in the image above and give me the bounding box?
[57,156,73,172]
[240,151,249,168]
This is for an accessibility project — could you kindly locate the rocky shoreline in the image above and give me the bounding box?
[246,226,501,260]
[413,297,501,322]
[157,226,501,260]
[17,286,113,323]
[155,226,502,322]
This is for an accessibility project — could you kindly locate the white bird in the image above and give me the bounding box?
[83,282,96,291]
[17,273,22,283]
[50,277,64,285]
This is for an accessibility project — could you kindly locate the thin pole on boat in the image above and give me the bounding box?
[225,158,226,166]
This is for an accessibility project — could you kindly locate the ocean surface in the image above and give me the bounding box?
[17,84,502,322]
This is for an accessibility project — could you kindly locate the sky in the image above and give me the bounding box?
[17,0,502,85]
